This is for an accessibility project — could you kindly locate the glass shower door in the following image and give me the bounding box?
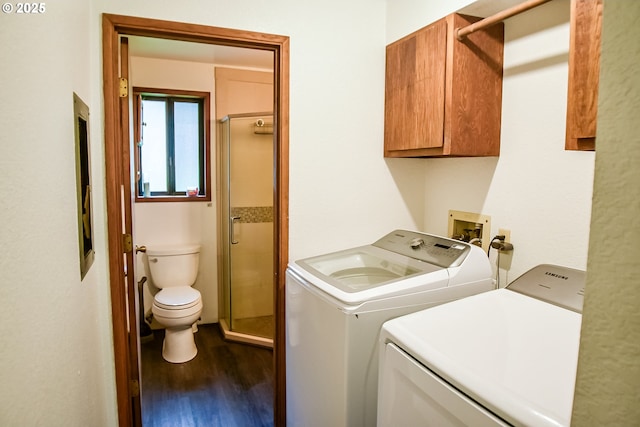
[219,113,274,347]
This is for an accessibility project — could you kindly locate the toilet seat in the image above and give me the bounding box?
[154,287,201,310]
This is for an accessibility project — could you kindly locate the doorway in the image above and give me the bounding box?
[102,14,289,427]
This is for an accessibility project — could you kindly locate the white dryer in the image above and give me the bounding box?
[285,230,495,427]
[377,264,585,427]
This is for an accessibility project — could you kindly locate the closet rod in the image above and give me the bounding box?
[456,0,553,40]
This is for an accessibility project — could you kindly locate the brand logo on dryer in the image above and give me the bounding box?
[545,271,569,280]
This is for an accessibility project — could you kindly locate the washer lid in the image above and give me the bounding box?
[155,287,201,309]
[291,245,449,305]
[295,244,444,290]
[290,230,493,306]
[381,289,582,427]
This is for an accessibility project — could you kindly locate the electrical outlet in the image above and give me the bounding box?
[498,228,511,249]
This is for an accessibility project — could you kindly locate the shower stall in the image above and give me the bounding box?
[218,113,274,348]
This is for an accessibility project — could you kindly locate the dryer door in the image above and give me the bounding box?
[377,343,508,427]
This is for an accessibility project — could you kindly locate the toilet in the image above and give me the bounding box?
[147,244,203,363]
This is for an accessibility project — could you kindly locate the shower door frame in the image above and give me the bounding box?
[102,14,289,427]
[219,113,275,348]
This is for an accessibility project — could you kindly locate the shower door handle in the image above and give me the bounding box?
[230,216,241,244]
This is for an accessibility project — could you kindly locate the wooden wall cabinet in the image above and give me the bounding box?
[565,0,603,151]
[384,13,504,158]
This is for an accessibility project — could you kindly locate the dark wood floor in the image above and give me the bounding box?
[140,323,274,427]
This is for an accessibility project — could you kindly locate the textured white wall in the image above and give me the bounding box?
[385,0,475,42]
[0,1,117,425]
[572,1,640,424]
[95,0,409,263]
[387,0,595,285]
[2,0,393,423]
[3,0,628,423]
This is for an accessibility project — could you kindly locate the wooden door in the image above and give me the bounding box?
[119,36,143,427]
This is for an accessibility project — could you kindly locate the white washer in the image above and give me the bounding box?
[377,264,585,427]
[285,230,495,427]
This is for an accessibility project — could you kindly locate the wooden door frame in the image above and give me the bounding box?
[102,14,289,426]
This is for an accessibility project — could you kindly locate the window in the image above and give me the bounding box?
[133,87,211,201]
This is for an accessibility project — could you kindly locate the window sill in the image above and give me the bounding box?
[135,195,211,203]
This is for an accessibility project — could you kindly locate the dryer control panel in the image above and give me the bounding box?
[507,264,586,313]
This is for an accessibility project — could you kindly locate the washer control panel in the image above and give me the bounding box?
[373,230,471,268]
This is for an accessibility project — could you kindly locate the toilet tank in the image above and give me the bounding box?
[146,244,200,288]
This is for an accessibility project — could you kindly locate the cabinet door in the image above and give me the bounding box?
[566,0,603,151]
[446,13,503,157]
[384,19,447,155]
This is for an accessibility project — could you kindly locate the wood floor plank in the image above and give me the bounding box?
[141,323,274,427]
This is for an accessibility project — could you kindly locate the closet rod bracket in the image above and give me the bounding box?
[456,0,554,40]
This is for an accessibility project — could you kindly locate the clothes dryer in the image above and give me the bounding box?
[377,264,585,427]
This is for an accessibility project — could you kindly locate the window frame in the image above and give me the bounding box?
[133,87,211,203]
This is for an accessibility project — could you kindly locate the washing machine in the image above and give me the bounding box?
[377,264,585,427]
[285,229,495,427]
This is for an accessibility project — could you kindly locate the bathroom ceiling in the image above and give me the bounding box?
[128,35,274,69]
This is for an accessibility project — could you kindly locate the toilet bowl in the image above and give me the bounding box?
[147,244,203,363]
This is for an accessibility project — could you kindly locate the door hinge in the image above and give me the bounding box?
[129,379,140,398]
[123,233,133,253]
[119,77,128,98]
